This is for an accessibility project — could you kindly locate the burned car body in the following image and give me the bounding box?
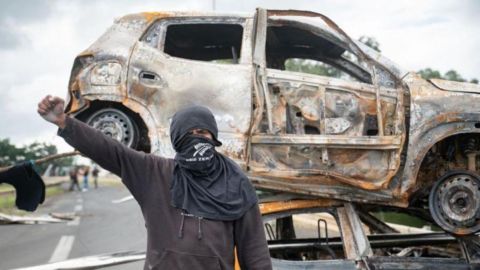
[65,9,480,235]
[259,199,480,270]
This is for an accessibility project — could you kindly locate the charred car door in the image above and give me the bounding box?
[248,9,406,199]
[127,15,254,163]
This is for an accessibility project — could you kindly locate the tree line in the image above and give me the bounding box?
[0,138,73,175]
[285,35,478,84]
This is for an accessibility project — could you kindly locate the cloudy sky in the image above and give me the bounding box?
[0,0,478,153]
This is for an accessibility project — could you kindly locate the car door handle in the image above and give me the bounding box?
[139,71,160,81]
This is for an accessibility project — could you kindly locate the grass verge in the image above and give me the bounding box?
[0,185,65,214]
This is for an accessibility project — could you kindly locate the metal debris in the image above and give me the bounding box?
[0,212,70,225]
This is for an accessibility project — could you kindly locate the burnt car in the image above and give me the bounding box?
[259,198,480,270]
[65,9,480,235]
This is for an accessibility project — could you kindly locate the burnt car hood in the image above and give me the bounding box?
[430,78,480,94]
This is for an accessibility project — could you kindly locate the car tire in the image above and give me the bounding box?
[429,170,480,235]
[85,108,140,149]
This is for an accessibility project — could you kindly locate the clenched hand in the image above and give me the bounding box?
[37,95,67,129]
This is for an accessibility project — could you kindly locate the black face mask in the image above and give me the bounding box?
[175,135,216,176]
[169,105,258,221]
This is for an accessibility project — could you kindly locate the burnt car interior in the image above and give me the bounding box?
[263,19,382,137]
[164,23,243,63]
[264,204,477,266]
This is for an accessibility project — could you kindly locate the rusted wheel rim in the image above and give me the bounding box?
[429,170,480,235]
[86,108,136,147]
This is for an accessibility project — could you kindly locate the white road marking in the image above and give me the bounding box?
[67,217,81,226]
[76,198,83,203]
[74,205,83,212]
[112,195,134,204]
[48,235,75,263]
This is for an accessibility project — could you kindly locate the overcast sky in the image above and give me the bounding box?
[0,0,478,153]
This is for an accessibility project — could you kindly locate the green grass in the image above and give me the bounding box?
[95,176,123,187]
[372,212,429,228]
[0,184,14,193]
[0,186,65,213]
[0,176,122,215]
[0,192,16,209]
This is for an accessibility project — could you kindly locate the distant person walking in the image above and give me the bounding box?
[68,166,80,191]
[82,166,90,191]
[92,165,99,189]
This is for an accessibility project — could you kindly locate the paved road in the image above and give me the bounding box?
[0,183,147,269]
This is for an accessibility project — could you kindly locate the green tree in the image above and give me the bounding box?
[285,58,342,78]
[359,36,381,52]
[283,35,478,85]
[444,70,465,82]
[417,68,443,80]
[0,139,73,174]
[0,139,23,167]
[417,68,478,84]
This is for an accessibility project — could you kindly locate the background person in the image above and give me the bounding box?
[82,166,90,191]
[68,166,80,191]
[92,165,99,189]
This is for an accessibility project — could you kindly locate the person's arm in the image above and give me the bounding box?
[57,116,147,177]
[37,95,160,200]
[234,204,273,270]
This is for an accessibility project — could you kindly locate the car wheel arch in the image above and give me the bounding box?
[72,96,156,153]
[401,120,480,197]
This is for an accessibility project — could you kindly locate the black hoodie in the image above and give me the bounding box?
[58,117,272,270]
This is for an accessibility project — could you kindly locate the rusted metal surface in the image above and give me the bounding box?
[263,201,477,268]
[337,203,372,260]
[337,206,360,260]
[259,199,341,215]
[399,72,480,199]
[430,78,480,94]
[127,16,253,159]
[64,9,480,229]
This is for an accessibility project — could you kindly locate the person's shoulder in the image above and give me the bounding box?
[148,154,175,168]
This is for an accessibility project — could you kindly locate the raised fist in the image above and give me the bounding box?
[37,95,66,128]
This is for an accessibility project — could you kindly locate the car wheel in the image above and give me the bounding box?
[86,108,139,148]
[429,170,480,235]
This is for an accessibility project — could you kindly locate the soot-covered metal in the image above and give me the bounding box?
[64,8,480,244]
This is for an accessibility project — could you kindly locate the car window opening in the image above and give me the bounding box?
[265,22,371,84]
[164,23,243,63]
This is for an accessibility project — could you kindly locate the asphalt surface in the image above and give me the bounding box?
[0,182,147,269]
